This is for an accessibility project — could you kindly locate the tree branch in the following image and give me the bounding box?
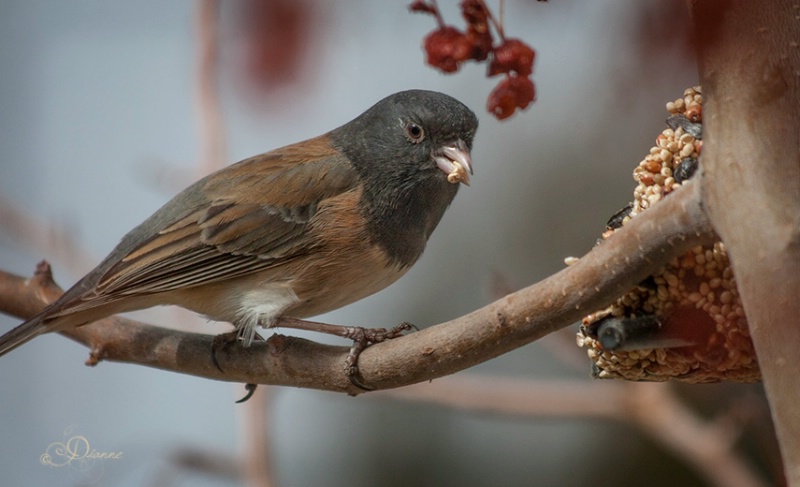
[0,180,714,395]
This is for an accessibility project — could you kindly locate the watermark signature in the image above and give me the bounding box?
[40,425,123,482]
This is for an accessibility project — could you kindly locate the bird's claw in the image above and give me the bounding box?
[236,383,259,404]
[342,322,415,390]
[212,329,265,403]
[211,330,240,373]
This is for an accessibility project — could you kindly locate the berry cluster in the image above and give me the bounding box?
[410,0,536,120]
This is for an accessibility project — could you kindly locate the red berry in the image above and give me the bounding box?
[487,75,536,120]
[488,38,536,76]
[424,26,472,73]
[461,0,490,35]
[460,0,492,61]
[467,31,493,61]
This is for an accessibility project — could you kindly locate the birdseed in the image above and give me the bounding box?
[577,86,760,383]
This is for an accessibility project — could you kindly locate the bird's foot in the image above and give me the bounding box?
[211,330,239,373]
[275,318,416,390]
[339,323,416,390]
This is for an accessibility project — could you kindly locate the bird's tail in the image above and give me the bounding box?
[0,314,49,357]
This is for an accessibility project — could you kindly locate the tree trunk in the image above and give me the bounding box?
[691,0,800,481]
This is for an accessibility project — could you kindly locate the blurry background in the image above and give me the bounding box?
[0,1,780,486]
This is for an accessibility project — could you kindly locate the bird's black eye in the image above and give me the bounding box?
[404,122,425,143]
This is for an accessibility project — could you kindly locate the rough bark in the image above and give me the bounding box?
[690,0,800,481]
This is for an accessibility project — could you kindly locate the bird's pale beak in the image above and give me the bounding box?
[434,140,473,186]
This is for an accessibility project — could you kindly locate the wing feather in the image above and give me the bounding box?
[88,140,358,301]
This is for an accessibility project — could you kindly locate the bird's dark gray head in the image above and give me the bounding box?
[330,90,478,267]
[332,90,477,188]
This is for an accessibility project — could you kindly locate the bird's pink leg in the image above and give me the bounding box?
[275,317,415,389]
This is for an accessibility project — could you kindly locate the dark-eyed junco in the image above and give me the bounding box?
[0,90,477,384]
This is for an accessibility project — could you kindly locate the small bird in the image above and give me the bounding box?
[0,90,477,384]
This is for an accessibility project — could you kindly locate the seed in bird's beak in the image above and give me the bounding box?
[434,141,473,186]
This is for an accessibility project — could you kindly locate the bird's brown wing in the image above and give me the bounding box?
[50,139,359,314]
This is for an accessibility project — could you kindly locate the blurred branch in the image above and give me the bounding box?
[236,385,273,487]
[0,179,715,395]
[0,194,96,276]
[195,3,275,487]
[629,383,765,487]
[195,0,226,175]
[377,376,767,487]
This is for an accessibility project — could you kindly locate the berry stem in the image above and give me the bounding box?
[481,0,506,41]
[430,0,445,28]
[497,0,505,39]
